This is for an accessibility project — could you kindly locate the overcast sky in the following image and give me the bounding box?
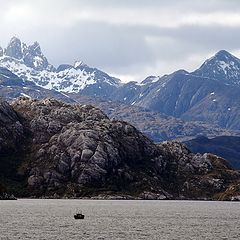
[0,0,240,82]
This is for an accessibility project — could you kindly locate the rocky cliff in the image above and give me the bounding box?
[1,98,240,200]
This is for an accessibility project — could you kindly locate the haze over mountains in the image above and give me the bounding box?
[0,37,240,142]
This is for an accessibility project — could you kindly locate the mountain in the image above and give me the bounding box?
[2,64,238,143]
[1,98,240,200]
[70,94,240,142]
[0,37,120,97]
[185,136,240,170]
[111,51,240,131]
[193,50,240,86]
[0,67,75,103]
[3,37,53,71]
[1,37,240,137]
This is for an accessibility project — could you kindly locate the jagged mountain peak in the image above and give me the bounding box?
[193,50,240,85]
[22,40,52,71]
[4,36,23,60]
[74,60,88,69]
[8,36,22,48]
[0,37,121,96]
[1,37,52,71]
[28,41,42,55]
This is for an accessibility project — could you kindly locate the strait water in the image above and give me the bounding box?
[0,199,240,240]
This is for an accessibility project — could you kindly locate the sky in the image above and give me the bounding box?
[0,0,240,82]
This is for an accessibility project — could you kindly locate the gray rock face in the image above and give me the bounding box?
[11,98,163,197]
[3,37,54,71]
[0,100,24,151]
[0,47,3,57]
[0,98,238,200]
[4,37,23,60]
[22,41,53,71]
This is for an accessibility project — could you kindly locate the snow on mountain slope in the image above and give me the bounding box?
[193,50,240,86]
[111,50,240,131]
[0,37,120,96]
[0,67,75,103]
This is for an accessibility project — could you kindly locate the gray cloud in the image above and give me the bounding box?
[0,0,240,82]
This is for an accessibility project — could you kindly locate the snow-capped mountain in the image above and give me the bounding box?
[193,50,240,86]
[0,66,75,102]
[111,51,240,130]
[1,37,240,133]
[0,37,120,97]
[3,37,54,71]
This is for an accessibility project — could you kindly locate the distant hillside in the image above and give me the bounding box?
[111,51,240,131]
[70,94,240,142]
[185,136,240,169]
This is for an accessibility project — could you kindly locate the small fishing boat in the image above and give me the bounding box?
[74,212,85,219]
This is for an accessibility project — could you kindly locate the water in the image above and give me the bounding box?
[0,199,240,240]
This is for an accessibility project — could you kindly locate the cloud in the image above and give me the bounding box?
[0,0,240,82]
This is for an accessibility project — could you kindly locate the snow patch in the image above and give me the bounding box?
[74,61,84,68]
[0,55,119,94]
[33,56,44,68]
[20,93,31,98]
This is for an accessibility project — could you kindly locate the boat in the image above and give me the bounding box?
[74,212,85,219]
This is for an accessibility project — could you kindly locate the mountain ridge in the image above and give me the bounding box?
[1,37,240,135]
[0,37,120,97]
[111,50,240,131]
[1,97,240,200]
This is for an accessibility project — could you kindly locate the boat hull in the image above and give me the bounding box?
[74,214,84,219]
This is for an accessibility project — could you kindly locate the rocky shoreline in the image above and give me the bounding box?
[0,193,17,200]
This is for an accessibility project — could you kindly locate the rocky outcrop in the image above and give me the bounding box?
[158,142,240,200]
[11,98,164,197]
[185,136,240,169]
[1,97,240,200]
